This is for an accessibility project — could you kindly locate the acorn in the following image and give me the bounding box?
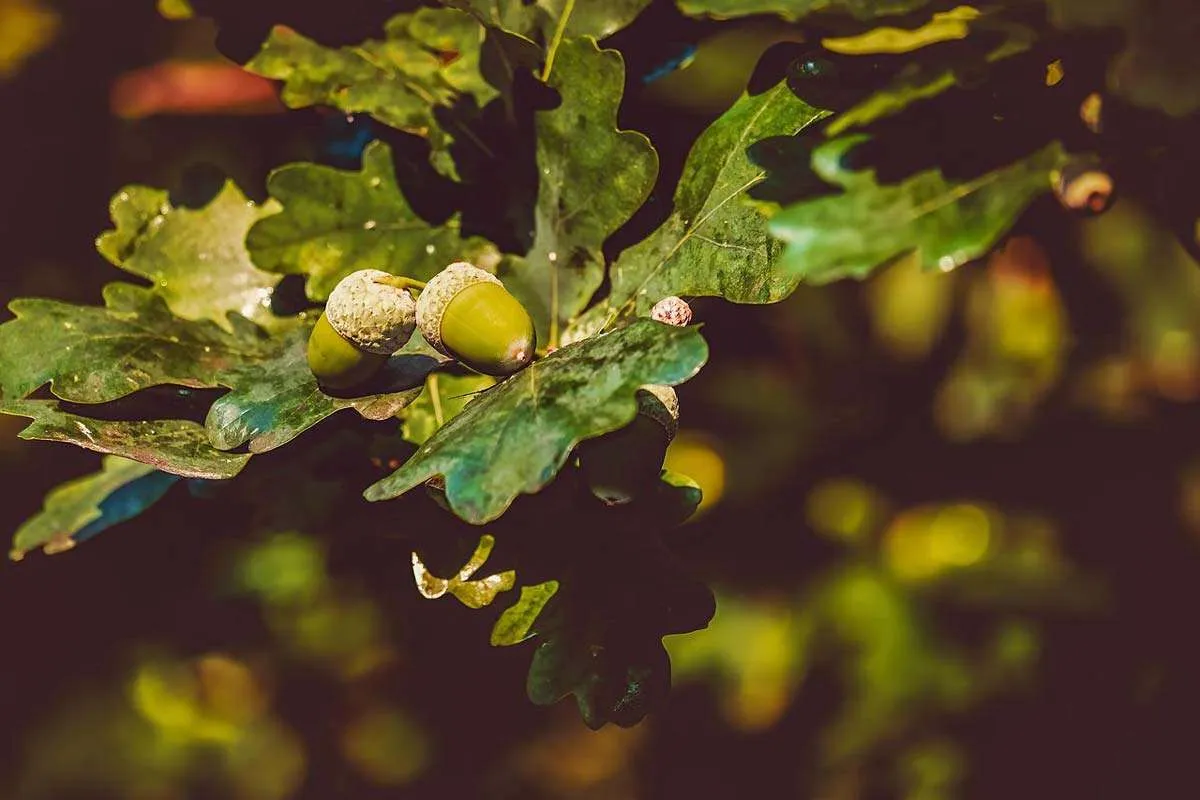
[307,269,417,390]
[579,385,680,506]
[651,296,693,327]
[416,261,536,376]
[1053,160,1115,217]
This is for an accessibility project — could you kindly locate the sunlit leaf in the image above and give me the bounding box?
[247,141,496,302]
[822,6,980,54]
[246,8,493,175]
[491,580,559,645]
[768,137,1067,283]
[447,0,651,41]
[11,457,179,560]
[499,38,657,345]
[400,371,494,446]
[677,0,931,22]
[206,325,435,454]
[0,283,272,404]
[567,82,825,339]
[2,399,251,479]
[412,534,516,609]
[365,320,708,524]
[97,182,284,331]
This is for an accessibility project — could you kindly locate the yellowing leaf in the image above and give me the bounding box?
[822,7,980,55]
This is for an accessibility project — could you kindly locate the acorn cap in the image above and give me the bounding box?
[416,261,502,355]
[637,384,679,440]
[651,295,693,327]
[1053,161,1114,216]
[325,269,417,355]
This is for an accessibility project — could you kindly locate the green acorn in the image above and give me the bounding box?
[416,262,536,376]
[307,269,417,390]
[579,385,680,506]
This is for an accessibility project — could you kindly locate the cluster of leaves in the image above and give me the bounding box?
[4,0,1199,727]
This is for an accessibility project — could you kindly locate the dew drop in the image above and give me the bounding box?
[369,177,382,188]
[547,252,558,263]
[117,191,130,203]
[363,220,377,231]
[425,244,436,255]
[938,255,957,272]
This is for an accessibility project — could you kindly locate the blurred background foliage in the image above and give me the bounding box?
[3,1,1200,798]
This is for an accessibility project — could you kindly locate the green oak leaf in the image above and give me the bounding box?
[365,320,708,523]
[491,580,560,645]
[11,457,177,561]
[0,283,272,404]
[246,141,496,302]
[567,82,825,340]
[677,0,931,21]
[447,0,651,41]
[412,534,516,609]
[97,182,284,331]
[769,136,1067,283]
[499,38,657,345]
[205,325,436,454]
[246,8,493,176]
[401,371,495,446]
[2,399,250,479]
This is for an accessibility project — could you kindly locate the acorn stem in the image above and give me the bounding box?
[373,275,427,294]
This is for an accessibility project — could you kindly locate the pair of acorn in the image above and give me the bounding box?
[308,261,537,388]
[310,264,695,506]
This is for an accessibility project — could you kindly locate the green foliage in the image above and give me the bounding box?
[206,326,434,454]
[2,400,251,479]
[98,182,282,330]
[0,284,274,404]
[247,141,492,302]
[768,138,1068,283]
[568,81,825,340]
[7,0,1199,734]
[364,321,708,523]
[498,37,657,344]
[246,8,492,176]
[11,456,168,560]
[491,580,559,645]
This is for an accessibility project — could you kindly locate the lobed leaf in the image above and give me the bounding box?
[11,457,179,561]
[205,325,436,454]
[412,534,516,609]
[2,399,250,479]
[97,182,283,330]
[491,580,559,645]
[246,141,495,302]
[0,284,273,405]
[499,37,657,345]
[245,8,494,175]
[769,136,1067,283]
[568,81,825,340]
[364,320,708,524]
